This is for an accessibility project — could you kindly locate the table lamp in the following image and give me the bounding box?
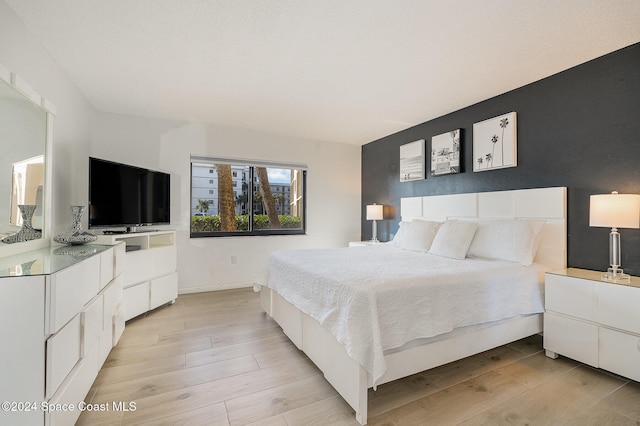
[589,191,640,282]
[366,204,384,242]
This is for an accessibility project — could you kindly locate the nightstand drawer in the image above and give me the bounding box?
[598,282,640,334]
[545,274,597,321]
[599,328,640,382]
[544,312,598,367]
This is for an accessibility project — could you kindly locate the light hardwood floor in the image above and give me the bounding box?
[77,288,640,425]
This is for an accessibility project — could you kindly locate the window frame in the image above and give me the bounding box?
[190,156,307,238]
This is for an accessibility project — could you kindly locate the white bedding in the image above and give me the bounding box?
[254,244,548,384]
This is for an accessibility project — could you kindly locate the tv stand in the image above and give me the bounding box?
[95,230,177,320]
[102,228,160,235]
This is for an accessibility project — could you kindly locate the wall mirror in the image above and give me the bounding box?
[0,64,55,258]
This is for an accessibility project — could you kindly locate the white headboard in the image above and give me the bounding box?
[401,187,567,271]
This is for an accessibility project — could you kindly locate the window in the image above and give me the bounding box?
[190,156,306,237]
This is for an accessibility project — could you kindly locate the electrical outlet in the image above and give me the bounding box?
[231,255,238,264]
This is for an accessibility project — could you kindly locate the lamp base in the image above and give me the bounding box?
[371,220,378,243]
[602,267,631,283]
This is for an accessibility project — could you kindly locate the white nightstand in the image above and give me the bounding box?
[544,268,640,382]
[348,241,381,247]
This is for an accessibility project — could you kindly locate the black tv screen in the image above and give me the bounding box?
[89,157,170,230]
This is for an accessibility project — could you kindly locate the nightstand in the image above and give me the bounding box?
[544,268,640,382]
[348,241,381,247]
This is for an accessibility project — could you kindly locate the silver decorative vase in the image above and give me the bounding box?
[54,206,98,245]
[1,204,42,244]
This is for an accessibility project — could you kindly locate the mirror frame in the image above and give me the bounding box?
[0,63,56,258]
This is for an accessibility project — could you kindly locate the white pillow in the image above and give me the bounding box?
[428,220,479,259]
[390,221,411,246]
[467,219,545,265]
[393,220,441,252]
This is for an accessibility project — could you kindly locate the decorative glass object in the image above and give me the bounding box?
[54,244,99,260]
[1,204,42,244]
[54,206,97,245]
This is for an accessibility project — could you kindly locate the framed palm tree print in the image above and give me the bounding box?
[473,112,517,172]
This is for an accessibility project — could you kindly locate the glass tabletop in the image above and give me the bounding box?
[0,244,113,278]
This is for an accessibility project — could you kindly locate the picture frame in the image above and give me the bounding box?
[473,112,517,172]
[431,129,461,176]
[400,139,425,182]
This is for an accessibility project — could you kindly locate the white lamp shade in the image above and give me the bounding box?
[366,204,384,221]
[589,193,640,229]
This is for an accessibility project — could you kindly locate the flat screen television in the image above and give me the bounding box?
[88,157,170,231]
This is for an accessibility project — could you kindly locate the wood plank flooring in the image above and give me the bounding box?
[78,288,640,425]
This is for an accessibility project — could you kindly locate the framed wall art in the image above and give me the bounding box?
[473,112,517,172]
[400,139,425,182]
[431,129,460,176]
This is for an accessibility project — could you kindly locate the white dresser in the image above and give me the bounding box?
[96,230,177,320]
[0,243,125,426]
[544,268,640,382]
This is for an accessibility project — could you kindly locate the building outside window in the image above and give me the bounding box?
[190,156,306,236]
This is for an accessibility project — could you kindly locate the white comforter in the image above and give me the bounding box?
[254,244,547,384]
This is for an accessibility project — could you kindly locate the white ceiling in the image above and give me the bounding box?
[6,0,640,145]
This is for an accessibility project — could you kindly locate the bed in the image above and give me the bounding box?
[254,187,566,424]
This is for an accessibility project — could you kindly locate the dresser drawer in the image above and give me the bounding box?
[82,295,104,359]
[99,320,113,366]
[46,343,101,426]
[544,312,598,367]
[151,245,177,276]
[99,247,115,289]
[47,255,101,334]
[545,274,597,321]
[113,303,125,345]
[150,272,178,310]
[46,314,82,398]
[114,242,126,277]
[599,327,640,382]
[598,282,640,334]
[120,250,154,287]
[103,277,123,324]
[100,279,123,362]
[124,281,150,320]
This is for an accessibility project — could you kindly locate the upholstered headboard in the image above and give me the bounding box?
[401,187,567,271]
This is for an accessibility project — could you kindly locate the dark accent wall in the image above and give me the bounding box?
[362,42,640,275]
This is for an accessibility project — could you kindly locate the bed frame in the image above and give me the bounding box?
[259,187,567,424]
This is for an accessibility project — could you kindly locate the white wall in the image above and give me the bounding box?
[2,0,362,293]
[0,0,94,234]
[92,112,362,293]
